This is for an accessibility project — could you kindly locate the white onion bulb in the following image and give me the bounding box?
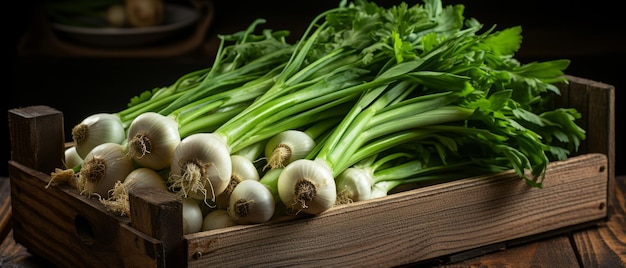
[277,159,336,215]
[227,180,275,224]
[127,112,180,170]
[169,133,231,203]
[202,209,235,231]
[215,155,260,209]
[264,130,315,170]
[79,143,134,198]
[183,198,203,235]
[64,146,83,169]
[72,113,126,159]
[102,167,168,216]
[335,167,374,204]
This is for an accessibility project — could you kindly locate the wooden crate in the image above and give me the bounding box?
[7,75,615,267]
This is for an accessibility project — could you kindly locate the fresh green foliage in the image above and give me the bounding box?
[68,0,587,222]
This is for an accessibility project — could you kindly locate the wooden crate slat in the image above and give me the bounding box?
[8,160,165,267]
[185,153,608,267]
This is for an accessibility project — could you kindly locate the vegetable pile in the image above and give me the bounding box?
[48,0,585,234]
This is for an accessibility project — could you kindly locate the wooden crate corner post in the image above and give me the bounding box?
[8,106,65,174]
[558,76,615,216]
[129,186,185,268]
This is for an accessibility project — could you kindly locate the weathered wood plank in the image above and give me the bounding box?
[560,76,615,208]
[438,236,580,267]
[186,153,608,267]
[0,230,56,267]
[129,187,184,268]
[8,160,163,267]
[573,175,626,267]
[0,178,11,245]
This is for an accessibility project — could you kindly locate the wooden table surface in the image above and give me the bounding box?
[1,175,624,267]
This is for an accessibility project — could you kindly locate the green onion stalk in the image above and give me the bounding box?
[54,21,295,195]
[337,151,511,203]
[69,20,294,159]
[166,0,471,203]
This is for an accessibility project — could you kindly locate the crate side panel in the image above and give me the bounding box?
[9,161,163,267]
[9,161,119,267]
[186,154,607,267]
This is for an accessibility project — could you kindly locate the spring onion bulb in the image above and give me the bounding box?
[78,143,135,198]
[64,146,83,169]
[101,167,168,216]
[336,152,411,204]
[169,133,231,203]
[202,209,235,231]
[72,113,126,159]
[183,198,203,235]
[369,181,400,199]
[215,155,260,209]
[264,130,315,170]
[335,167,374,204]
[227,180,275,224]
[126,112,181,170]
[277,159,336,215]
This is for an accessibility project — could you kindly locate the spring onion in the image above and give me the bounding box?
[168,133,231,202]
[44,0,587,233]
[78,142,135,198]
[202,210,235,231]
[101,167,168,216]
[126,112,180,170]
[227,180,275,224]
[214,154,261,210]
[64,146,83,170]
[72,113,126,159]
[183,198,203,235]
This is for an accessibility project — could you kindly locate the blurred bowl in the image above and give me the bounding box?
[51,4,199,48]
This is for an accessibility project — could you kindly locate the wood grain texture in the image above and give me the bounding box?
[436,236,581,268]
[559,76,615,212]
[573,175,626,268]
[129,186,184,267]
[0,173,621,267]
[8,161,164,267]
[0,177,11,245]
[7,106,65,175]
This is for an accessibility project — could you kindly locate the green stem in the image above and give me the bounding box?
[178,105,248,138]
[159,47,294,116]
[229,99,351,153]
[321,81,414,174]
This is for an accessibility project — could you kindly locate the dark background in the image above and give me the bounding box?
[4,0,624,177]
